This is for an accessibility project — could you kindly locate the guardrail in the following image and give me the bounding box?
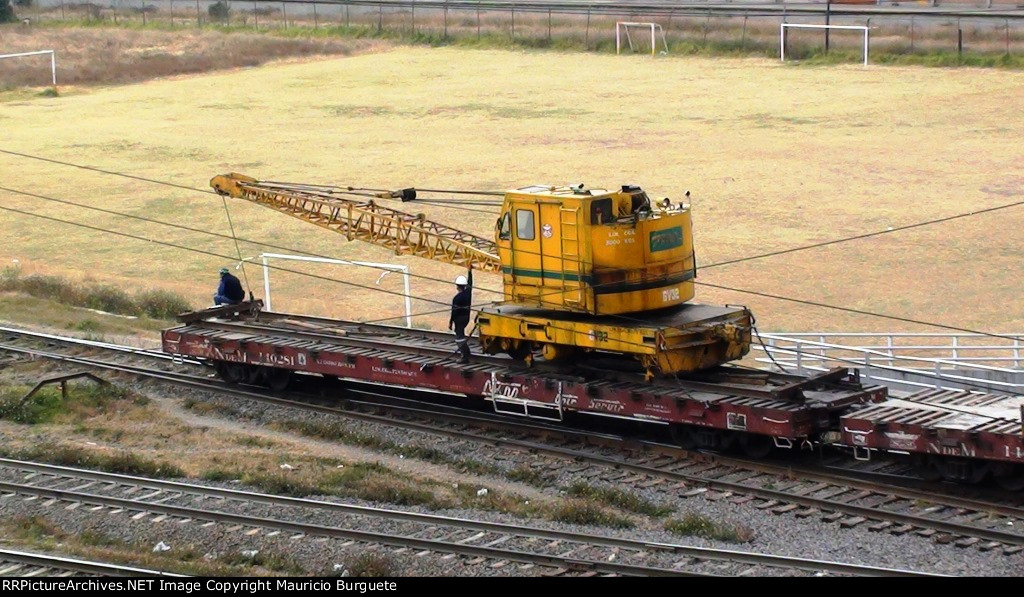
[753,332,1024,393]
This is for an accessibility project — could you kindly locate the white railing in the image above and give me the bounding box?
[753,332,1024,393]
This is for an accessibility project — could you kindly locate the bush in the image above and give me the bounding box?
[14,0,30,7]
[0,268,193,320]
[0,0,16,23]
[136,288,193,319]
[208,0,229,21]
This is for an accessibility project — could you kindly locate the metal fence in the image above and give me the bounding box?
[754,332,1024,393]
[12,0,1024,57]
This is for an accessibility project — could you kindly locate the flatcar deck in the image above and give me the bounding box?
[841,389,1024,465]
[163,304,886,441]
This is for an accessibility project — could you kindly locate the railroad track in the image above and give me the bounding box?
[0,458,940,577]
[2,328,1024,557]
[0,548,182,577]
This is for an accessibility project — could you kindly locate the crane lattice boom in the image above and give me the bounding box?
[211,173,501,272]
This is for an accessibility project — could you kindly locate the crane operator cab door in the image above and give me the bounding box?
[496,193,586,310]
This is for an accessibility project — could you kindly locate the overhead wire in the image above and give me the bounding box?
[0,184,507,297]
[4,148,1023,345]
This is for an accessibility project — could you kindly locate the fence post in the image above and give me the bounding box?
[957,18,962,56]
[444,2,448,39]
[825,0,833,51]
[282,2,287,28]
[910,16,915,52]
[254,4,258,29]
[1007,19,1011,56]
[511,5,515,42]
[741,13,747,49]
[170,0,174,26]
[346,3,350,27]
[547,9,551,42]
[703,9,710,44]
[796,343,803,374]
[585,6,590,49]
[886,335,894,366]
[477,6,480,40]
[952,335,959,361]
[378,4,382,32]
[60,0,65,20]
[312,3,317,29]
[1014,338,1020,369]
[195,0,200,26]
[411,0,415,35]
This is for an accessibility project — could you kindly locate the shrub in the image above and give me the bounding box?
[14,0,30,7]
[0,268,192,320]
[343,553,394,577]
[208,0,229,21]
[136,288,193,319]
[0,0,16,23]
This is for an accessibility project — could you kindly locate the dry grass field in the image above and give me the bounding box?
[1,36,1023,334]
[0,27,383,88]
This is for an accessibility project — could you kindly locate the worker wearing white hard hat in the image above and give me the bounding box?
[449,264,474,364]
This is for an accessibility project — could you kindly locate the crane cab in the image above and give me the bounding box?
[494,185,696,315]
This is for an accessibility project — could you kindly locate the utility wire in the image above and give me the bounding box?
[5,149,1022,343]
[0,184,506,296]
[0,199,662,354]
[702,198,1024,269]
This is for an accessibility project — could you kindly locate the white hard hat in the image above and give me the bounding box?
[455,275,468,286]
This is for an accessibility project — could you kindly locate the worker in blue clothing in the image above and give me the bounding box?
[214,267,245,306]
[449,264,473,364]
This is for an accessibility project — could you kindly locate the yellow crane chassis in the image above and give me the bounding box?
[476,303,752,376]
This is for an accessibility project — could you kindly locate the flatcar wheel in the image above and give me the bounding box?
[669,425,696,450]
[992,464,1024,491]
[265,368,293,392]
[215,361,247,384]
[739,434,773,459]
[936,457,987,485]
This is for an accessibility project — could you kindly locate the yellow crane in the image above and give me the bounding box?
[211,173,752,378]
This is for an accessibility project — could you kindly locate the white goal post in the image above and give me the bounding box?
[616,22,669,56]
[0,50,57,86]
[257,253,413,328]
[780,24,871,67]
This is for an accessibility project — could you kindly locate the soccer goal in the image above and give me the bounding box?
[257,253,413,328]
[0,50,57,86]
[616,22,669,56]
[780,23,871,66]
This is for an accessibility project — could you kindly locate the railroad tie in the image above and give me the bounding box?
[954,537,981,548]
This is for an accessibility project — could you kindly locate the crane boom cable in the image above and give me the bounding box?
[219,194,252,295]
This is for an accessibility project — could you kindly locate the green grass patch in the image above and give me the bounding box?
[565,481,673,517]
[550,499,634,529]
[665,513,754,543]
[0,444,184,478]
[0,381,142,425]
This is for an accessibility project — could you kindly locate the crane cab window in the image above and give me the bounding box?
[516,210,535,240]
[590,198,613,225]
[498,212,511,240]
